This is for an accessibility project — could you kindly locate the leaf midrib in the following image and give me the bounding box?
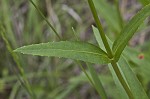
[19,48,109,58]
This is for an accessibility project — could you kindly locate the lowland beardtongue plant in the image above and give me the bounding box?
[14,0,150,99]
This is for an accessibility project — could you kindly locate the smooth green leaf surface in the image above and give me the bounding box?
[92,26,112,51]
[14,41,110,64]
[118,57,149,99]
[123,47,150,80]
[92,25,104,49]
[112,4,150,61]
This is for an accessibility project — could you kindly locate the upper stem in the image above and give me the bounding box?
[87,0,134,98]
[111,60,134,99]
[87,0,113,59]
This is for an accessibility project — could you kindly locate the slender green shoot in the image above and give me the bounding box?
[76,61,95,87]
[87,0,113,59]
[29,0,61,40]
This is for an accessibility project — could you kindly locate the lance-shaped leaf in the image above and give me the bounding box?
[14,41,110,64]
[112,4,150,61]
[118,56,149,99]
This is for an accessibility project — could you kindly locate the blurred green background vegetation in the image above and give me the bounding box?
[0,0,150,99]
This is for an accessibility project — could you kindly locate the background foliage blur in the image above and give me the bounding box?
[0,0,150,99]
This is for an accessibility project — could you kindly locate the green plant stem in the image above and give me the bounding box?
[76,61,95,87]
[87,0,113,59]
[87,0,134,98]
[29,0,61,40]
[111,60,134,99]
